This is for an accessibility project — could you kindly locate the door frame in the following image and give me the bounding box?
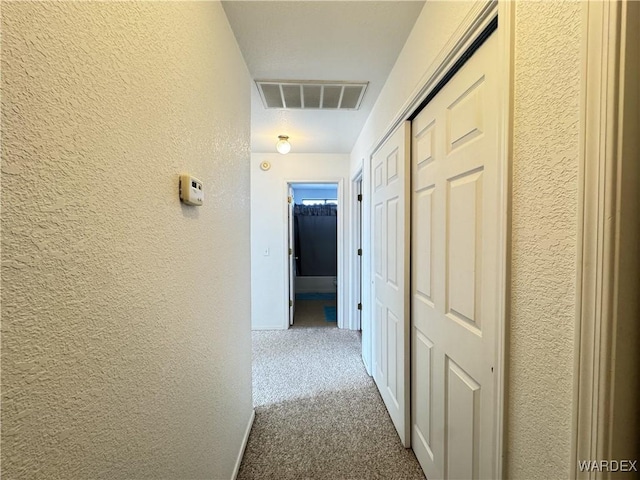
[350,169,364,333]
[283,178,345,329]
[362,0,510,475]
[287,185,295,327]
[360,159,374,376]
[572,1,640,476]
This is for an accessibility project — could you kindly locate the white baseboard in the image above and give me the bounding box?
[231,409,255,480]
[251,325,287,331]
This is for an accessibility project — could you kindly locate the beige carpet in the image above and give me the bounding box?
[237,317,426,479]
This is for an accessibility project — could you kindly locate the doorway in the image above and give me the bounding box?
[287,182,339,328]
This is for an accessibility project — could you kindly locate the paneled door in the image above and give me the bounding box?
[411,32,501,479]
[371,121,410,446]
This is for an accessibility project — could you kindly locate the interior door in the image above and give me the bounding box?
[287,186,295,326]
[371,121,410,446]
[411,32,500,479]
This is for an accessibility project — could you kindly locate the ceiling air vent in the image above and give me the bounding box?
[256,80,368,110]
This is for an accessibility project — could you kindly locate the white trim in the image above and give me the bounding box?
[573,1,625,478]
[252,325,285,331]
[231,409,255,480]
[283,178,346,329]
[336,177,346,329]
[494,1,514,477]
[350,168,364,332]
[360,156,373,375]
[366,154,375,379]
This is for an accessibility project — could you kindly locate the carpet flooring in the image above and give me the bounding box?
[237,319,426,479]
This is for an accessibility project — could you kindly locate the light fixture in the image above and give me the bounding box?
[276,135,291,155]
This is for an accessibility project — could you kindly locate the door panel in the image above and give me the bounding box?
[371,121,410,447]
[387,197,399,286]
[411,32,499,479]
[413,330,434,460]
[445,357,481,480]
[447,168,483,328]
[414,186,434,302]
[374,204,383,276]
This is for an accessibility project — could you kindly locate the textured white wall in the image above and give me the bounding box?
[251,153,349,330]
[1,2,253,478]
[508,2,581,477]
[349,0,583,476]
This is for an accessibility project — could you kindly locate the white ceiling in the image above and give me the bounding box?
[221,1,426,154]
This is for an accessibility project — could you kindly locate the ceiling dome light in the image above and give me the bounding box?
[276,135,291,155]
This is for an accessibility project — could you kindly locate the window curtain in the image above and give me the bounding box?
[294,204,337,276]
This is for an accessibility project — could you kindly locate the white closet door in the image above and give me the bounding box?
[411,32,500,479]
[371,121,411,446]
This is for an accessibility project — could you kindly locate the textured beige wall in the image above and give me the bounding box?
[508,1,582,478]
[1,2,252,478]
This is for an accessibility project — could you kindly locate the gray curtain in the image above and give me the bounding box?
[294,204,337,276]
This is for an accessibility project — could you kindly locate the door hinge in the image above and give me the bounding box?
[289,248,292,255]
[357,303,362,310]
[357,193,362,202]
[289,299,293,307]
[357,248,362,256]
[287,196,292,204]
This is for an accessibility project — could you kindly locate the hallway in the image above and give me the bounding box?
[3,2,638,478]
[237,318,425,479]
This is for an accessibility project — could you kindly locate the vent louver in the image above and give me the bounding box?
[256,80,368,110]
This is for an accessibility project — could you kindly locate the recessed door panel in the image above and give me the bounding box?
[415,186,435,302]
[447,168,483,330]
[374,203,383,278]
[381,307,388,380]
[387,309,399,407]
[387,149,399,183]
[445,357,480,480]
[375,299,384,378]
[413,331,434,459]
[415,121,436,166]
[447,77,485,153]
[387,197,399,288]
[374,162,384,191]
